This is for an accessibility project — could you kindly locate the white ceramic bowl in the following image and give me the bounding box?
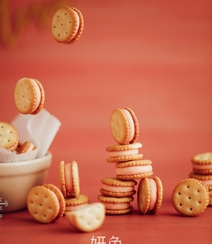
[0,152,52,213]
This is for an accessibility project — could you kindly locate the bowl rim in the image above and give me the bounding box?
[0,152,52,176]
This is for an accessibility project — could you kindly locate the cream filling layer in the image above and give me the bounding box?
[193,164,212,170]
[149,179,157,211]
[101,184,134,193]
[103,202,130,210]
[116,165,152,175]
[201,179,212,186]
[65,163,73,194]
[25,142,34,152]
[123,109,135,142]
[29,79,41,112]
[109,149,139,157]
[66,203,87,212]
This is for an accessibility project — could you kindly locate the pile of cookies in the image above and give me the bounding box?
[98,108,163,215]
[189,152,212,206]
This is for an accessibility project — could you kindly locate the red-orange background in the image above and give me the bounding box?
[0,0,212,243]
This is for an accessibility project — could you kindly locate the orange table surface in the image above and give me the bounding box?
[0,0,212,243]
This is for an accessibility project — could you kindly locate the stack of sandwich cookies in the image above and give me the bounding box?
[189,152,212,206]
[99,107,162,214]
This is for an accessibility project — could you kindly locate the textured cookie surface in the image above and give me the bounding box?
[14,78,43,114]
[43,184,65,220]
[0,122,18,151]
[152,176,163,214]
[51,7,80,43]
[125,107,139,143]
[172,178,209,216]
[192,152,212,174]
[65,194,89,207]
[27,186,60,223]
[59,161,67,198]
[66,203,105,232]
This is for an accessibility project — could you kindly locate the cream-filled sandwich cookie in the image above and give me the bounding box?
[14,78,45,115]
[100,177,137,197]
[192,152,212,175]
[51,6,83,44]
[115,159,153,180]
[64,194,89,214]
[137,176,163,214]
[17,141,36,154]
[59,160,80,198]
[98,195,134,215]
[189,172,212,190]
[110,107,139,145]
[106,142,143,163]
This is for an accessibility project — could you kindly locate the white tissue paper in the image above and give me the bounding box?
[0,109,61,163]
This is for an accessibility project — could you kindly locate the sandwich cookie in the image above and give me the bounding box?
[16,141,36,154]
[106,142,143,163]
[65,193,89,214]
[172,178,209,217]
[191,152,212,175]
[0,122,18,151]
[137,176,163,214]
[110,108,139,145]
[66,202,105,232]
[189,172,212,190]
[59,160,80,198]
[51,6,84,44]
[100,177,137,197]
[115,159,153,180]
[27,184,65,223]
[98,194,134,215]
[14,78,45,115]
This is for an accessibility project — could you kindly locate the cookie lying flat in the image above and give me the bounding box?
[115,159,153,180]
[137,176,163,214]
[110,108,139,145]
[172,178,209,217]
[51,6,84,44]
[191,152,212,175]
[100,177,137,197]
[0,122,18,151]
[65,193,89,214]
[27,185,65,223]
[14,78,45,115]
[106,142,143,163]
[59,160,80,198]
[98,194,134,215]
[66,203,105,232]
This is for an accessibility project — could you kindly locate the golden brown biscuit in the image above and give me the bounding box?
[0,122,18,151]
[172,178,209,217]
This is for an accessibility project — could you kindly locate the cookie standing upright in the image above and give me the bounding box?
[110,108,139,145]
[14,78,45,115]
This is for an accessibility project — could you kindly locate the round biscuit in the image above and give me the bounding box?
[106,142,142,152]
[152,176,163,214]
[43,184,65,220]
[51,7,80,43]
[107,153,143,163]
[65,194,89,207]
[0,122,18,151]
[110,108,131,145]
[27,186,60,223]
[172,178,209,217]
[137,178,151,214]
[105,206,133,215]
[192,152,212,164]
[71,161,80,198]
